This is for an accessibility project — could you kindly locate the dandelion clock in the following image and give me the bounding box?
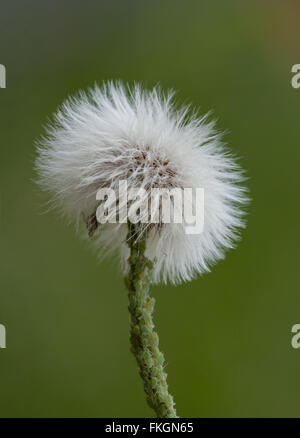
[36,82,247,417]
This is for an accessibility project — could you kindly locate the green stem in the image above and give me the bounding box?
[124,222,178,418]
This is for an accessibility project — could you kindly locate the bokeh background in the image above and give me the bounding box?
[1,0,300,417]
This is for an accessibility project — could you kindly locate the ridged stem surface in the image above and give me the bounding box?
[125,222,177,418]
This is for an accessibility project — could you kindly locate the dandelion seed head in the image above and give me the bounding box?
[36,81,248,284]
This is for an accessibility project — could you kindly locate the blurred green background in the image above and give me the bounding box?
[1,0,300,417]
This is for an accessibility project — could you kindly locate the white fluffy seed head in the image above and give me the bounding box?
[36,81,248,284]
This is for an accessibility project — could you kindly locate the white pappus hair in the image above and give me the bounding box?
[36,81,248,284]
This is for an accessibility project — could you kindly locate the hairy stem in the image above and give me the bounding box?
[124,222,178,418]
